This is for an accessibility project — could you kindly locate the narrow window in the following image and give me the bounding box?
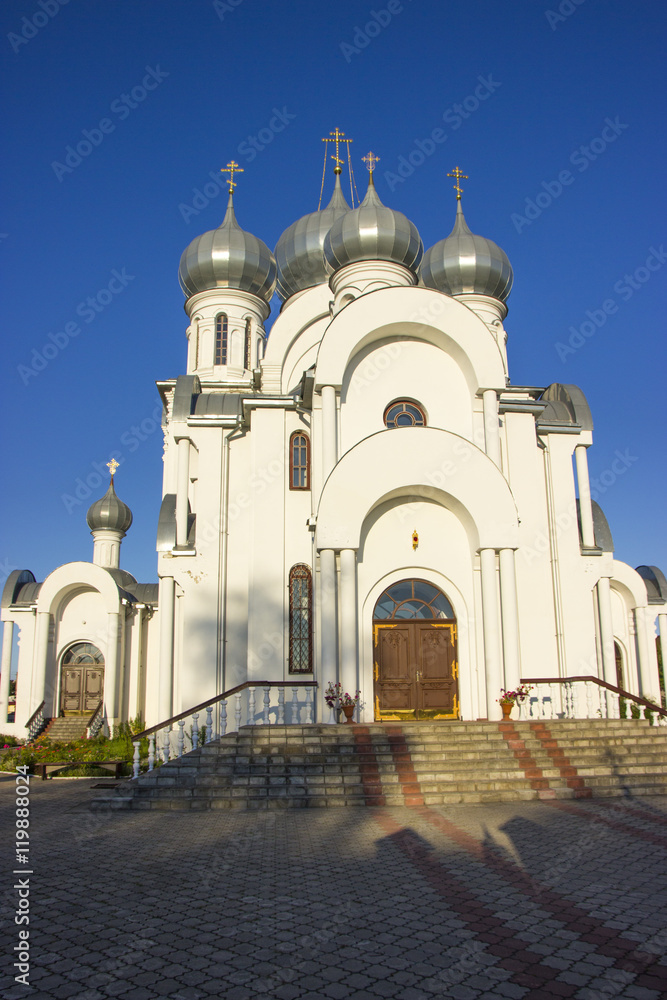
[244,317,252,371]
[215,313,228,365]
[384,400,426,428]
[289,564,312,673]
[289,432,310,490]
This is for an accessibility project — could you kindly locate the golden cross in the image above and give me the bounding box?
[447,165,468,200]
[322,127,350,175]
[107,458,119,478]
[362,151,380,174]
[220,160,244,191]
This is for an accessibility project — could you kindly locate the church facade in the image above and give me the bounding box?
[2,154,666,737]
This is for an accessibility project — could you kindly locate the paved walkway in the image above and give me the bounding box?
[1,776,666,1000]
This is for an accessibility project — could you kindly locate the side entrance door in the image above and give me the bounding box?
[59,643,105,715]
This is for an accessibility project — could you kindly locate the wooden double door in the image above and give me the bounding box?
[59,643,105,715]
[374,621,459,721]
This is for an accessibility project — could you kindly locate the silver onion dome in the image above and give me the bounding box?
[86,479,133,534]
[275,173,350,302]
[421,199,513,303]
[178,192,277,303]
[323,173,423,274]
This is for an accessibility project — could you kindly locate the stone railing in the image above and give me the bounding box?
[25,701,49,742]
[518,676,667,725]
[131,681,317,779]
[85,701,105,739]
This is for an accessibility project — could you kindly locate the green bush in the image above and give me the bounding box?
[0,732,148,774]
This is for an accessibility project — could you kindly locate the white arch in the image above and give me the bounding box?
[314,286,506,392]
[37,562,122,616]
[315,427,519,551]
[611,560,649,609]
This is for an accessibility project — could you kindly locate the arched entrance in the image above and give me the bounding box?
[59,643,105,715]
[373,579,458,721]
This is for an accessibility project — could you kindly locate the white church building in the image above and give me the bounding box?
[2,151,666,739]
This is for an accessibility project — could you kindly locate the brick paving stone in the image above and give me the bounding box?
[2,782,666,1000]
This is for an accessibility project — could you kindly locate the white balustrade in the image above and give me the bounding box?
[130,684,317,776]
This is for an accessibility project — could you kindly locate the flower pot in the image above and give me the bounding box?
[341,704,356,724]
[500,701,513,720]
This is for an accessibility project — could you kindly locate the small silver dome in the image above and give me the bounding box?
[86,480,133,534]
[178,192,277,303]
[421,200,513,303]
[323,174,423,274]
[275,174,350,302]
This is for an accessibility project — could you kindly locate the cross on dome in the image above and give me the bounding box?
[107,458,119,478]
[220,160,244,191]
[322,127,352,175]
[362,151,380,174]
[447,165,468,200]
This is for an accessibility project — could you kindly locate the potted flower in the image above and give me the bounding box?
[324,682,363,724]
[497,684,532,720]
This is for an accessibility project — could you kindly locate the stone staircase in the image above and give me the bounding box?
[42,716,90,741]
[91,718,667,811]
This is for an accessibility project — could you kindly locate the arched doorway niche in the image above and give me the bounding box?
[367,576,468,722]
[59,642,105,716]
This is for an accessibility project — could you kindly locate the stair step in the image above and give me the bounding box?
[94,719,667,811]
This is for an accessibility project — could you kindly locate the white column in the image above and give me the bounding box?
[176,437,190,547]
[319,549,337,721]
[635,606,658,699]
[575,445,596,548]
[127,607,144,721]
[659,613,667,703]
[104,612,120,727]
[32,611,51,715]
[499,548,520,693]
[597,577,616,686]
[480,548,503,720]
[158,576,175,721]
[483,389,501,468]
[321,386,337,480]
[0,621,15,725]
[339,549,358,699]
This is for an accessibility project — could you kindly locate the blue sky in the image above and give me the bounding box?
[1,0,665,594]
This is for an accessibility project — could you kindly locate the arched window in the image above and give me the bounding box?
[373,579,454,620]
[289,432,310,490]
[244,317,252,371]
[215,313,228,365]
[289,564,312,673]
[384,400,426,428]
